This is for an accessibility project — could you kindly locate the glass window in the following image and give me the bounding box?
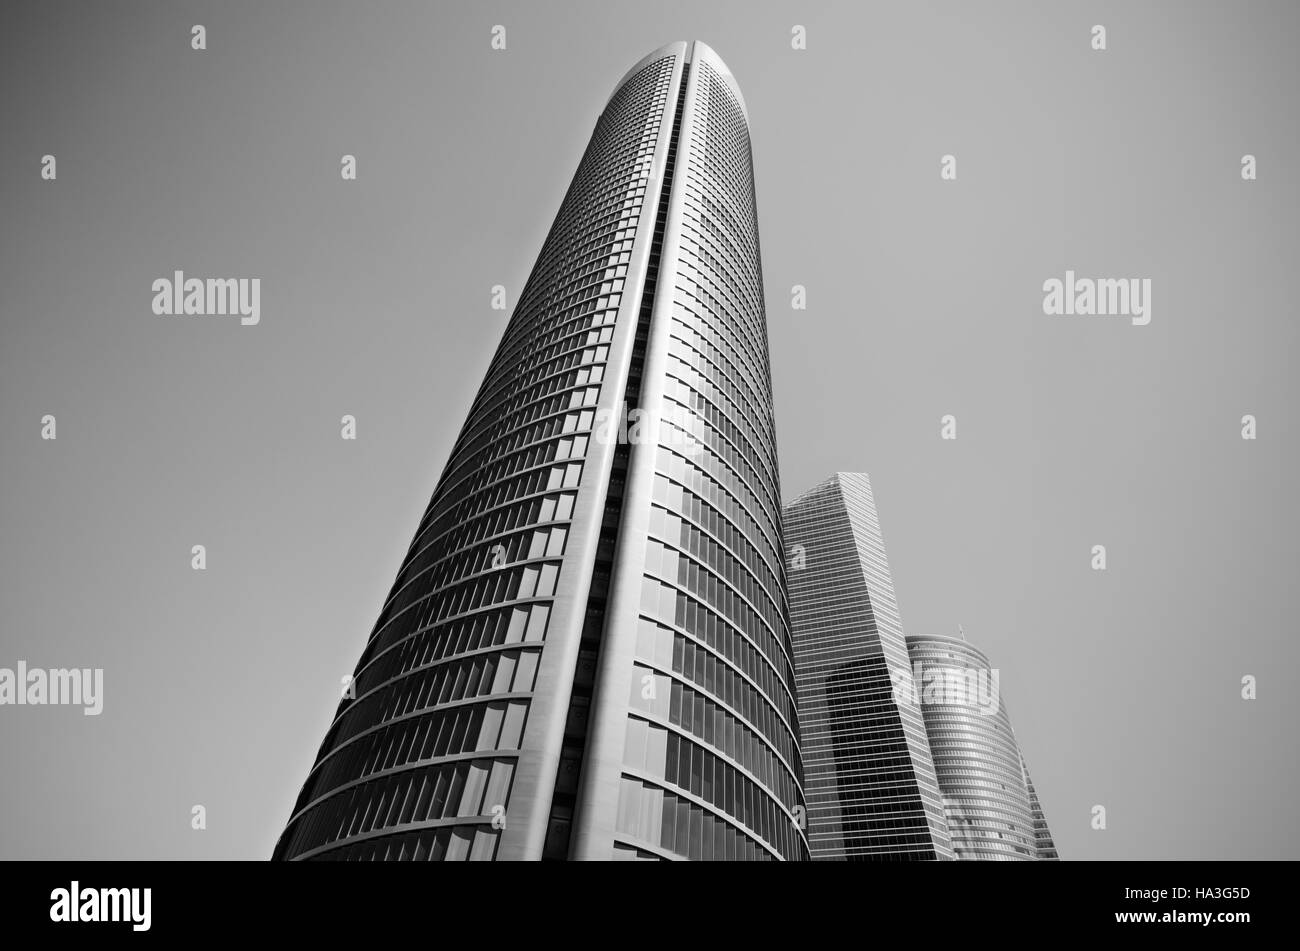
[458,761,490,817]
[513,650,539,691]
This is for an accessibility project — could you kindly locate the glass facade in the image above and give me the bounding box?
[905,634,1054,860]
[784,473,953,860]
[572,42,807,862]
[1024,759,1060,860]
[274,41,808,861]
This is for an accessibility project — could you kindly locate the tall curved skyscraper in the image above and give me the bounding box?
[1023,758,1060,860]
[273,41,808,862]
[905,633,1055,860]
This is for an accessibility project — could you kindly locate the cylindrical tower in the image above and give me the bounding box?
[904,634,1038,861]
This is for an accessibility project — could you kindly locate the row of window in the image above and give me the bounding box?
[667,296,776,462]
[416,426,579,569]
[419,558,561,632]
[652,463,791,670]
[667,325,775,479]
[655,361,774,550]
[626,671,801,813]
[648,508,785,669]
[282,757,516,859]
[690,172,761,286]
[649,491,774,618]
[622,718,802,861]
[390,523,571,624]
[329,634,537,752]
[807,793,943,825]
[417,489,577,585]
[411,444,583,591]
[615,777,777,862]
[351,599,549,706]
[364,563,552,673]
[365,466,575,652]
[677,176,763,335]
[453,331,608,477]
[659,385,779,564]
[947,808,1036,831]
[683,179,762,304]
[654,370,781,570]
[308,825,500,862]
[664,312,769,457]
[683,164,761,299]
[297,696,532,814]
[459,369,595,469]
[457,335,607,461]
[930,750,1028,783]
[639,580,798,743]
[476,54,661,391]
[440,432,589,532]
[664,363,777,576]
[465,54,662,438]
[933,778,1038,814]
[671,232,767,348]
[341,648,539,748]
[669,285,773,455]
[811,837,945,859]
[790,689,950,852]
[676,227,764,359]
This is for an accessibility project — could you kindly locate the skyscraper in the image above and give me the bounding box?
[784,473,953,860]
[904,633,1056,860]
[273,41,808,862]
[1024,758,1060,860]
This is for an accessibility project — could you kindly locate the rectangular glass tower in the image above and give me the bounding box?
[784,473,952,860]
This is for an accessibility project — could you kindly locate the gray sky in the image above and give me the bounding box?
[2,0,1297,860]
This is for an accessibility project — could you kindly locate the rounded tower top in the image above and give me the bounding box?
[905,633,994,667]
[607,41,750,123]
